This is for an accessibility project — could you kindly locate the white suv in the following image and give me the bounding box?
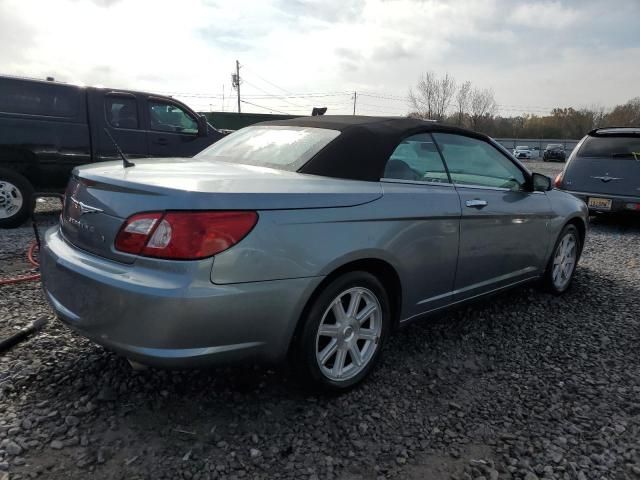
[513,146,532,159]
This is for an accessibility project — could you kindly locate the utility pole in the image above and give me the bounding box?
[236,60,241,113]
[231,60,241,113]
[352,91,357,115]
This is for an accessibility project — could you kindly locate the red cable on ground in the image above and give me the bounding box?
[0,241,40,286]
[27,241,39,268]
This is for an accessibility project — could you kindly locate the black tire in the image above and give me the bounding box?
[543,224,581,294]
[292,271,391,392]
[0,169,34,228]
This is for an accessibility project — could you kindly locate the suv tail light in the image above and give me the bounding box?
[115,211,258,260]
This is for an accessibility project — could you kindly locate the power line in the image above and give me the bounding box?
[155,87,568,113]
[242,64,295,96]
[239,99,290,115]
[359,92,408,101]
[242,78,308,110]
[156,90,352,99]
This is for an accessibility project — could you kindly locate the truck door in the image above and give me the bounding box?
[145,97,215,157]
[94,92,148,161]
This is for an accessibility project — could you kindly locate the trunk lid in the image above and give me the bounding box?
[60,158,382,263]
[564,156,640,197]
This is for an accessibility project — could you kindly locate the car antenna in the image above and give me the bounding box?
[103,128,135,168]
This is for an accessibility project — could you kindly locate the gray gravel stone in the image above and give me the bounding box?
[5,440,22,456]
[50,440,63,450]
[1,188,640,480]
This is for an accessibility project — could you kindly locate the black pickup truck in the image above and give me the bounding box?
[0,75,224,227]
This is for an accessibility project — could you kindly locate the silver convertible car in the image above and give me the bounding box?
[41,116,588,390]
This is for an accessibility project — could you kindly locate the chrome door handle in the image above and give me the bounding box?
[465,199,488,208]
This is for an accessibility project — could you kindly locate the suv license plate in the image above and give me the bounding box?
[588,197,612,210]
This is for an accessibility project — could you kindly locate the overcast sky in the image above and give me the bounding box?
[1,0,638,117]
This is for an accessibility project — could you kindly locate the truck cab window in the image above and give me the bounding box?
[106,96,139,129]
[149,101,198,134]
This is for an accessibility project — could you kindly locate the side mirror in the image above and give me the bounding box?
[197,115,208,137]
[532,172,552,191]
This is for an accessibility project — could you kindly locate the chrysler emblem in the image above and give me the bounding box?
[70,197,103,215]
[591,175,622,183]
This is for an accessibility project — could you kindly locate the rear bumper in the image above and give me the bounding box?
[40,227,323,367]
[562,190,640,213]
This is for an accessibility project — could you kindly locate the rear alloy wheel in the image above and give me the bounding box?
[293,272,390,391]
[544,224,580,294]
[0,170,33,228]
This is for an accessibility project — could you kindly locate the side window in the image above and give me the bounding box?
[432,133,526,190]
[383,133,449,183]
[105,96,139,129]
[149,100,198,134]
[0,80,79,117]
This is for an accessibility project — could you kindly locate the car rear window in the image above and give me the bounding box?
[579,136,640,159]
[195,126,340,171]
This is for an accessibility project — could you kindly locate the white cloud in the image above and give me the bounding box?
[509,1,580,28]
[0,0,639,117]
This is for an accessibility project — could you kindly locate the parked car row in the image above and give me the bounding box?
[511,144,568,162]
[0,75,224,227]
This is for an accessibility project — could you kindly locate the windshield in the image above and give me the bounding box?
[579,135,640,159]
[515,146,528,150]
[195,125,340,171]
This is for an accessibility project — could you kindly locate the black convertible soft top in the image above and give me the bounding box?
[256,115,492,181]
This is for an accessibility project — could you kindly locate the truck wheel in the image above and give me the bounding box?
[0,169,34,228]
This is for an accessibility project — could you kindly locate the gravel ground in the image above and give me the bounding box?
[1,172,640,480]
[525,160,567,179]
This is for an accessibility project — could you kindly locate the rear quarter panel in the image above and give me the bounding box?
[211,182,461,320]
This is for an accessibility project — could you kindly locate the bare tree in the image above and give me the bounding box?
[408,72,457,121]
[408,72,436,120]
[590,105,607,128]
[455,80,472,126]
[469,88,497,129]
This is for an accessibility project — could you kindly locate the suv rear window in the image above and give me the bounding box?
[195,126,340,171]
[0,79,79,117]
[579,136,640,159]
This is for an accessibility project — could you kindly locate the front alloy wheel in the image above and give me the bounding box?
[544,224,580,294]
[293,271,390,391]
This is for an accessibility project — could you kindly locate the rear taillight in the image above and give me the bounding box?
[554,172,564,188]
[114,212,163,255]
[115,211,258,260]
